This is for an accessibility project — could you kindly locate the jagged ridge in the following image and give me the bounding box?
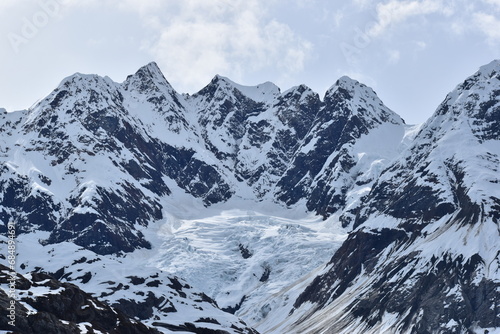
[0,61,404,255]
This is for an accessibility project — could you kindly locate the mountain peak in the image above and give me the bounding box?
[337,75,360,86]
[282,84,313,95]
[198,74,280,103]
[136,61,163,77]
[23,71,121,126]
[325,76,374,97]
[207,74,235,90]
[457,58,500,92]
[322,75,403,126]
[56,72,115,91]
[477,58,500,77]
[430,59,500,142]
[124,62,176,95]
[212,74,231,82]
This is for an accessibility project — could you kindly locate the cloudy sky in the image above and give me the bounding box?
[1,0,499,124]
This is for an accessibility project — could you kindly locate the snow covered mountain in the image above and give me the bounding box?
[0,263,162,333]
[0,60,498,334]
[278,60,500,334]
[0,61,405,255]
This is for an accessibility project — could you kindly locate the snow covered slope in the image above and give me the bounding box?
[0,229,259,334]
[283,60,500,334]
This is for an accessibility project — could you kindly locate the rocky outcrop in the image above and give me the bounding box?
[0,264,161,334]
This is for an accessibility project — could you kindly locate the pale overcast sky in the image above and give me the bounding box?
[1,0,499,124]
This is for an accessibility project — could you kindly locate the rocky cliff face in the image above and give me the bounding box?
[275,77,405,219]
[0,63,233,255]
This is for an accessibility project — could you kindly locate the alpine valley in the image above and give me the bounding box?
[0,59,498,334]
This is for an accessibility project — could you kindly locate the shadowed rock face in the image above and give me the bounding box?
[275,78,404,218]
[293,228,500,333]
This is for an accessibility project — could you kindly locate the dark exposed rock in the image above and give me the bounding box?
[276,78,403,218]
[222,296,246,315]
[294,228,409,310]
[127,275,146,285]
[239,244,253,259]
[113,291,177,319]
[0,264,161,334]
[259,266,271,283]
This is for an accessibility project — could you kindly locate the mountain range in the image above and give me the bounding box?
[0,59,498,333]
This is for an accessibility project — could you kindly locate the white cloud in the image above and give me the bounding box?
[0,0,18,11]
[388,49,400,64]
[482,0,500,8]
[352,0,372,9]
[135,0,312,93]
[368,0,447,37]
[1,0,311,92]
[333,10,345,27]
[415,40,427,50]
[474,12,500,42]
